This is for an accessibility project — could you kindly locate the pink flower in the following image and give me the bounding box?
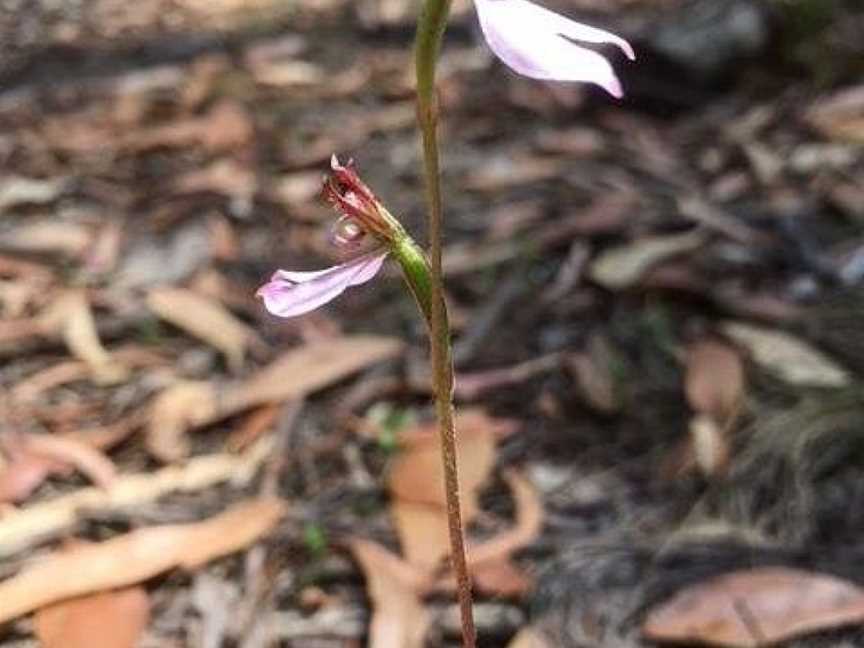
[257,250,388,318]
[258,157,403,319]
[472,0,635,98]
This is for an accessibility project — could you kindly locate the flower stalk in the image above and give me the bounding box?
[415,2,477,648]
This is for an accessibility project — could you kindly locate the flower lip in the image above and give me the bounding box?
[472,0,634,98]
[257,249,389,318]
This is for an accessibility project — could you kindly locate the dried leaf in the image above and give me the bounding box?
[38,290,128,385]
[146,287,259,372]
[146,381,219,463]
[350,539,430,648]
[642,567,864,648]
[388,409,498,569]
[685,339,745,421]
[589,230,707,290]
[807,85,864,143]
[507,627,553,648]
[22,434,117,489]
[0,498,285,623]
[688,414,730,479]
[0,176,67,211]
[146,336,402,462]
[0,454,59,504]
[221,336,404,413]
[722,322,849,387]
[467,471,542,596]
[0,221,91,257]
[34,586,150,648]
[0,436,274,558]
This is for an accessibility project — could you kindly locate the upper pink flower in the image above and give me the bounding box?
[473,0,635,98]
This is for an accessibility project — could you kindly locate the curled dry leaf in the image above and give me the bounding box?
[685,338,745,422]
[643,567,864,648]
[465,471,543,596]
[37,290,128,385]
[589,230,708,290]
[350,539,431,648]
[20,434,117,489]
[146,286,260,372]
[34,586,150,648]
[388,409,499,570]
[0,435,274,558]
[0,433,116,503]
[722,321,849,388]
[146,336,402,462]
[146,381,218,463]
[0,498,285,623]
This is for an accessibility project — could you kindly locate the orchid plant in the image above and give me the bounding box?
[258,2,633,646]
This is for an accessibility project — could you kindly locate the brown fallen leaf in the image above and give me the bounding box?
[222,336,404,412]
[20,434,117,490]
[507,626,553,648]
[350,539,431,648]
[37,290,128,385]
[0,220,91,257]
[806,85,864,143]
[34,586,150,648]
[124,100,253,153]
[388,409,498,570]
[146,286,260,372]
[146,336,402,462]
[0,435,274,558]
[466,471,542,596]
[0,498,285,623]
[685,338,745,423]
[722,321,849,388]
[642,567,864,648]
[146,381,219,463]
[0,433,116,503]
[12,345,166,402]
[0,453,62,504]
[588,230,708,290]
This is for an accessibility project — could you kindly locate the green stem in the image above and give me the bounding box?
[413,3,477,648]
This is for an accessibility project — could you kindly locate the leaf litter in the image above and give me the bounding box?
[1,1,863,645]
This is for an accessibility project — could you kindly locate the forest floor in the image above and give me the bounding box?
[1,0,864,646]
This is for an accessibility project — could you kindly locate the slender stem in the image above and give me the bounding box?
[414,2,477,647]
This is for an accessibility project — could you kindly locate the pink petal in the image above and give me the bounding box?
[473,0,633,98]
[257,251,387,318]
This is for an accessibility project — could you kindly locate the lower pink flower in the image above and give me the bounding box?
[257,250,388,318]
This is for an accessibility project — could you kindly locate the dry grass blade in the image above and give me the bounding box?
[0,498,285,623]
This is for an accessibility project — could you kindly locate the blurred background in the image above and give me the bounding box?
[1,0,863,646]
